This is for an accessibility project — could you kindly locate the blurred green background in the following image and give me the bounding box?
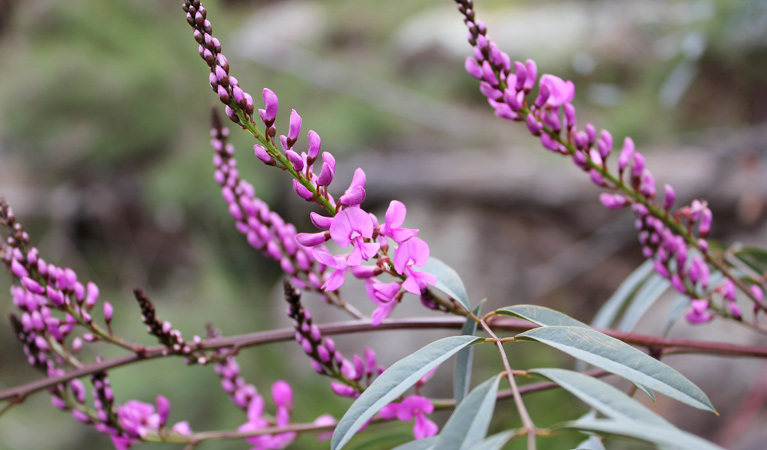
[1,0,766,448]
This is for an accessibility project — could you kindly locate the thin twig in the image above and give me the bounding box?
[479,319,536,450]
[3,316,767,403]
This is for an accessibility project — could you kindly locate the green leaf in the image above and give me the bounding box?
[496,305,589,328]
[436,375,501,450]
[422,257,471,311]
[331,336,482,450]
[515,326,715,412]
[617,275,670,331]
[590,260,654,329]
[565,419,724,450]
[454,303,483,406]
[391,437,438,450]
[464,430,515,450]
[529,368,672,428]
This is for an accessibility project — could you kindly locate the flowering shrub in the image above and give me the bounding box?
[1,1,766,449]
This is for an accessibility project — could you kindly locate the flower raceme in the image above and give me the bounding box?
[455,0,746,324]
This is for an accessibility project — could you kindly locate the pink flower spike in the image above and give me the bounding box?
[539,74,575,107]
[288,109,302,142]
[465,57,482,79]
[380,200,419,243]
[272,380,293,410]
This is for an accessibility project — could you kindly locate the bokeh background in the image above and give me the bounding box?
[1,0,766,448]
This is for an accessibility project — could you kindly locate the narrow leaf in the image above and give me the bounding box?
[496,305,589,328]
[436,375,501,450]
[529,368,672,428]
[391,437,437,450]
[590,260,654,329]
[617,275,669,331]
[422,257,471,311]
[454,303,483,406]
[633,383,656,404]
[573,435,606,450]
[565,419,724,450]
[661,295,692,337]
[331,336,482,450]
[515,326,715,412]
[465,430,515,450]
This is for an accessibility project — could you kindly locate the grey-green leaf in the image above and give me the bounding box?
[565,419,724,450]
[591,259,654,329]
[391,437,438,450]
[331,335,482,450]
[437,375,501,450]
[573,435,606,450]
[515,326,715,412]
[454,303,483,406]
[617,275,670,331]
[464,430,515,450]
[422,257,471,311]
[529,368,671,428]
[496,305,589,328]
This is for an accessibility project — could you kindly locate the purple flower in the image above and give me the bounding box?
[686,299,712,324]
[397,396,438,440]
[339,168,367,207]
[364,279,401,325]
[378,200,419,244]
[313,249,348,291]
[393,237,437,295]
[329,207,380,266]
[260,88,279,124]
[465,57,482,79]
[313,414,336,442]
[539,74,575,107]
[288,110,302,142]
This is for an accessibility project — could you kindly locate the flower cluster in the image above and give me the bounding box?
[284,281,438,440]
[210,109,330,296]
[455,0,754,325]
[1,201,193,449]
[247,87,439,318]
[183,0,254,125]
